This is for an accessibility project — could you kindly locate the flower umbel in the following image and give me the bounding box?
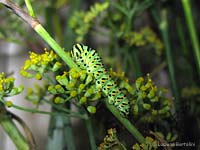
[20,49,62,79]
[0,72,24,104]
[99,128,126,150]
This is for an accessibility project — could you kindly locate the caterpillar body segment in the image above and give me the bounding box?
[71,44,130,116]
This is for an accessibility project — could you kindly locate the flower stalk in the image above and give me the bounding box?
[104,100,145,144]
[0,103,29,150]
[181,0,200,77]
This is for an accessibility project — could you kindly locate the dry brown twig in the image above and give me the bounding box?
[0,0,39,28]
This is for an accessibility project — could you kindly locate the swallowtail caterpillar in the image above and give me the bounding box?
[71,44,130,116]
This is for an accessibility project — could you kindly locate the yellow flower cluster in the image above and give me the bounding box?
[108,68,134,94]
[20,49,62,79]
[0,72,24,101]
[135,74,158,101]
[182,86,200,98]
[124,27,164,56]
[181,86,200,116]
[106,70,172,120]
[47,68,101,114]
[131,74,171,121]
[132,136,158,150]
[0,72,14,91]
[26,83,48,105]
[99,128,125,150]
[84,2,109,23]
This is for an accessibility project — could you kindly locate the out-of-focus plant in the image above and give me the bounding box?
[20,49,62,79]
[0,72,24,102]
[132,131,178,150]
[132,136,158,150]
[123,27,164,56]
[108,71,172,123]
[69,2,109,42]
[99,128,126,150]
[68,0,163,78]
[0,72,33,150]
[130,74,171,121]
[181,86,200,122]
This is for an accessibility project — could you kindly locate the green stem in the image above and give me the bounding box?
[84,117,97,150]
[159,10,180,109]
[63,116,76,150]
[24,0,36,18]
[176,18,196,85]
[10,112,36,150]
[63,0,81,49]
[0,118,29,150]
[34,24,80,71]
[176,18,188,57]
[62,103,76,150]
[181,0,200,77]
[0,0,80,72]
[0,104,29,150]
[130,49,142,78]
[11,103,87,119]
[104,100,145,144]
[46,106,76,150]
[46,115,64,150]
[43,99,71,113]
[53,10,63,45]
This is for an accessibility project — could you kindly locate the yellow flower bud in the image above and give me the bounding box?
[35,73,42,80]
[54,97,63,104]
[70,90,77,97]
[80,96,87,104]
[6,101,13,107]
[87,106,96,114]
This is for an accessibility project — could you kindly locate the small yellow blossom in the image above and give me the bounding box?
[6,101,13,107]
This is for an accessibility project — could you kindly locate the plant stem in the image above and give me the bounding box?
[63,116,76,150]
[84,117,97,150]
[11,103,87,119]
[0,104,29,150]
[62,103,76,150]
[24,0,36,18]
[0,0,80,72]
[63,0,81,50]
[34,24,80,71]
[181,0,200,77]
[104,100,145,144]
[46,106,76,150]
[130,49,142,78]
[53,10,64,45]
[159,10,180,110]
[46,115,64,150]
[176,18,195,85]
[176,18,188,57]
[10,112,36,150]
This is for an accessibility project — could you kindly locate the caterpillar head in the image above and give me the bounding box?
[71,44,84,60]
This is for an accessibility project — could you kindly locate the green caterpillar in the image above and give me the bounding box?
[71,44,130,116]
